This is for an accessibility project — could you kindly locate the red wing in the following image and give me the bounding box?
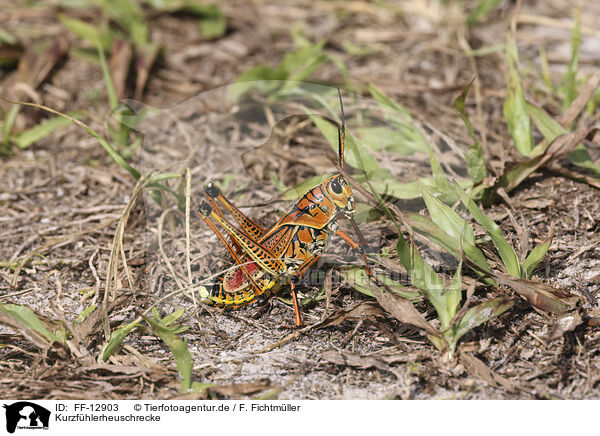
[223,260,261,292]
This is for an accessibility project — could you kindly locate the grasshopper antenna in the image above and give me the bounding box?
[337,88,345,171]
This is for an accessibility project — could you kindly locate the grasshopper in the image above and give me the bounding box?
[196,90,371,326]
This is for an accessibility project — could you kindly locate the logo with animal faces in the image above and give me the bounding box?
[3,402,50,434]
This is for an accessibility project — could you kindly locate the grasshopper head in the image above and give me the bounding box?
[326,174,354,218]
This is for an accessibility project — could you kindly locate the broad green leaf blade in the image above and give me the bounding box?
[527,102,567,142]
[162,308,185,326]
[0,303,64,345]
[196,6,227,38]
[279,174,326,200]
[102,319,141,361]
[281,44,327,92]
[496,154,545,193]
[567,145,600,177]
[403,212,490,273]
[504,34,533,156]
[2,104,20,145]
[455,182,521,277]
[368,83,404,112]
[395,233,453,328]
[452,297,513,342]
[58,13,112,51]
[362,176,468,202]
[98,0,149,46]
[522,229,553,278]
[356,126,423,155]
[145,315,194,392]
[522,240,551,278]
[417,181,475,245]
[367,84,432,155]
[527,102,600,175]
[342,268,420,300]
[13,115,73,149]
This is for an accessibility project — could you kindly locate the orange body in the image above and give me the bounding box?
[200,174,355,308]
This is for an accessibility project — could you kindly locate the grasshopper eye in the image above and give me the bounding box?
[331,178,343,194]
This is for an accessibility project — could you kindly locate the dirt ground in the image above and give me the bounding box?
[1,0,599,400]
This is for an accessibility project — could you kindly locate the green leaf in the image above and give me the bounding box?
[452,297,513,342]
[356,126,424,155]
[465,43,505,57]
[280,48,327,92]
[279,174,326,200]
[0,28,18,45]
[13,114,74,149]
[198,7,226,38]
[98,0,149,46]
[522,234,552,278]
[455,182,521,277]
[527,103,567,141]
[75,304,96,324]
[403,212,490,273]
[395,234,453,328]
[161,308,185,326]
[0,303,65,345]
[102,319,141,361]
[504,34,533,156]
[290,22,312,48]
[145,315,194,392]
[2,104,20,146]
[567,145,600,177]
[417,180,475,246]
[368,83,404,112]
[280,40,326,75]
[342,268,420,300]
[58,13,112,51]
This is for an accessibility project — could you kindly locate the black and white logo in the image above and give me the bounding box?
[3,402,50,434]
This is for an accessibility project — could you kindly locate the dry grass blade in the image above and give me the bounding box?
[185,168,194,296]
[102,178,145,337]
[498,126,600,194]
[0,307,54,349]
[560,73,600,127]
